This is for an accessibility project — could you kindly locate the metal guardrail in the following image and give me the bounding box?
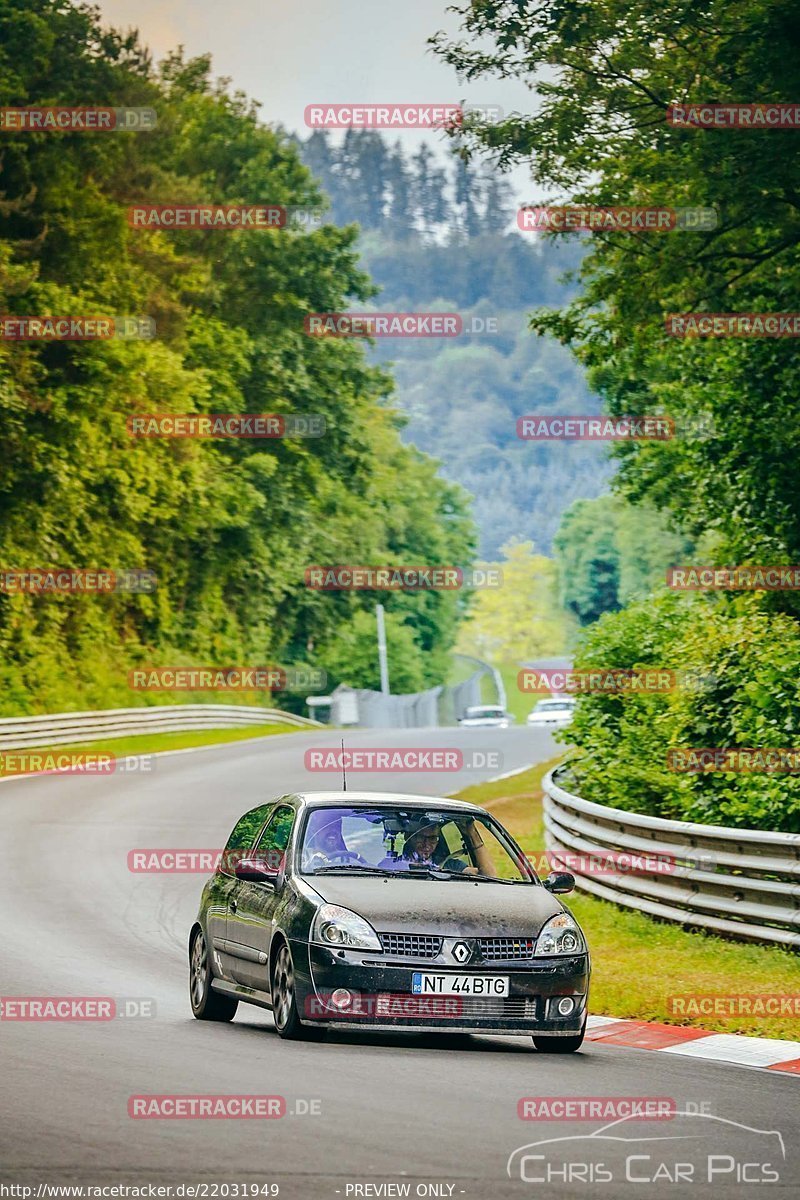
[543,766,800,947]
[0,705,320,751]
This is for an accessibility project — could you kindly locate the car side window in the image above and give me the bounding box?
[254,805,295,869]
[223,804,274,855]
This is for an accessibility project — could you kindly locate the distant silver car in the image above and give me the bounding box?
[526,697,576,728]
[458,705,513,728]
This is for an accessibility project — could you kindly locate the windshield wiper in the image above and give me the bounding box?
[450,872,520,884]
[307,865,397,876]
[408,867,521,883]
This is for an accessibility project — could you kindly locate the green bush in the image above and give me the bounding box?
[561,594,800,832]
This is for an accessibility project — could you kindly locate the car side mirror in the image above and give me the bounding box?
[235,858,280,885]
[543,871,575,894]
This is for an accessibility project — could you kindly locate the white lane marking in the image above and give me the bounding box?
[487,764,535,782]
[659,1032,800,1067]
[586,1015,631,1031]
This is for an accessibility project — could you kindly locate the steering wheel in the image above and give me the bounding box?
[307,850,361,869]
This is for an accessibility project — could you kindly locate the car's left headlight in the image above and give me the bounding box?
[534,912,586,955]
[311,904,382,951]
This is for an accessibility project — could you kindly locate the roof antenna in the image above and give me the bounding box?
[341,738,347,792]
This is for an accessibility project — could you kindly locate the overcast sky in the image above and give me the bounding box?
[97,0,536,191]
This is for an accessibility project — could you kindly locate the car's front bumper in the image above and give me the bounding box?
[295,940,589,1034]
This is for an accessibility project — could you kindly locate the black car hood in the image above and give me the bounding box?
[305,875,565,937]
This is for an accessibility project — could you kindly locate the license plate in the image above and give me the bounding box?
[412,973,509,996]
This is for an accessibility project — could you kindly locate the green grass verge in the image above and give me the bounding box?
[0,722,302,776]
[452,759,800,1040]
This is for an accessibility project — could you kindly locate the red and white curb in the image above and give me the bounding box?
[587,1015,800,1075]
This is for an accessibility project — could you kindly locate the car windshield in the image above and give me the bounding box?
[465,707,505,718]
[299,805,532,883]
[534,699,574,711]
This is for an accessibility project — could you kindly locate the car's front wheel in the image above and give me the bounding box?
[533,1018,586,1053]
[271,942,324,1041]
[190,928,238,1022]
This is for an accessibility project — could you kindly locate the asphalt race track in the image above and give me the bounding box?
[1,726,797,1198]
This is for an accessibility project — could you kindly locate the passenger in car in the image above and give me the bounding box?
[378,818,495,875]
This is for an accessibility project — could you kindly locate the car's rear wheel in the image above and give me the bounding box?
[271,942,324,1041]
[532,1017,586,1053]
[190,928,238,1022]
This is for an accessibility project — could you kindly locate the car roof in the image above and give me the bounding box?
[294,790,486,814]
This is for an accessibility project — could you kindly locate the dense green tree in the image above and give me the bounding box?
[430,0,800,581]
[553,498,621,626]
[0,0,475,713]
[553,494,696,623]
[561,594,800,832]
[430,1,800,828]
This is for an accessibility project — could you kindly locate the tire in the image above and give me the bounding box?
[271,941,325,1041]
[533,1018,586,1054]
[190,928,239,1022]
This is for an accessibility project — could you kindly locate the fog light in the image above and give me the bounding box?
[557,996,576,1016]
[331,988,353,1010]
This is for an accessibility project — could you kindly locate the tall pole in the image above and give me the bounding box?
[376,603,390,695]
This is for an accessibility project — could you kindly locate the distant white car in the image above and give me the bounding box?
[526,697,576,728]
[458,705,513,729]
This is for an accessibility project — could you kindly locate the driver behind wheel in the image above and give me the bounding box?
[303,814,367,870]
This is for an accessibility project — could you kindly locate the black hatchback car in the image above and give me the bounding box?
[189,791,590,1051]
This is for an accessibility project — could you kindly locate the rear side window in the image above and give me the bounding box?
[224,804,273,854]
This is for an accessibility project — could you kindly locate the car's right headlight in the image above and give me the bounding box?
[534,912,586,955]
[311,904,382,951]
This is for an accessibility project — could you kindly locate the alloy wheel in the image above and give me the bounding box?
[273,944,294,1030]
[191,932,208,1009]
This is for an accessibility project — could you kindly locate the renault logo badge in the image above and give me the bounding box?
[452,941,471,963]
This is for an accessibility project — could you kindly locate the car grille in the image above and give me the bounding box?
[373,993,539,1021]
[379,932,443,958]
[479,937,536,961]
